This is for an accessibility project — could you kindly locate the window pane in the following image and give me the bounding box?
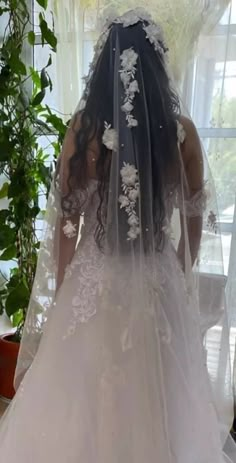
[83,40,96,77]
[193,33,236,128]
[220,0,236,25]
[232,0,236,24]
[201,137,236,274]
[202,137,236,218]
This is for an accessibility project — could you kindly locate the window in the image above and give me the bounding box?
[186,1,236,276]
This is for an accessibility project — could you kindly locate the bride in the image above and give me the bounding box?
[0,8,235,462]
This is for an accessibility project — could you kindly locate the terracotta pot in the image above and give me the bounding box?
[0,334,20,400]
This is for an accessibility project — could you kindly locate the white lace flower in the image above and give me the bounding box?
[143,23,165,53]
[63,220,77,239]
[121,101,134,113]
[127,116,138,128]
[128,214,139,227]
[120,48,139,128]
[127,227,140,240]
[129,80,139,94]
[114,8,152,28]
[118,195,130,208]
[177,120,186,144]
[128,188,139,201]
[120,72,130,86]
[120,163,138,186]
[119,162,140,241]
[120,48,138,72]
[102,121,118,151]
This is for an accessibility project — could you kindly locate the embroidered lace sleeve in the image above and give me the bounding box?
[176,187,207,217]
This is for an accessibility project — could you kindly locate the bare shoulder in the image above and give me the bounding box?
[179,116,200,145]
[179,116,202,163]
[179,116,203,190]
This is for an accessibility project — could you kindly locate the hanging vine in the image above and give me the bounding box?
[0,0,67,340]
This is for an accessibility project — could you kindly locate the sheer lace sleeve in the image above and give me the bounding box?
[176,186,207,217]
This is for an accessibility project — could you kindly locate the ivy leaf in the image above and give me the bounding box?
[36,0,48,9]
[0,245,17,261]
[9,54,27,75]
[46,54,52,68]
[5,282,30,317]
[40,68,50,89]
[29,66,41,89]
[0,8,9,16]
[32,89,46,106]
[0,225,16,250]
[12,309,24,328]
[28,31,36,46]
[39,15,57,52]
[0,182,9,199]
[0,210,10,224]
[46,114,67,135]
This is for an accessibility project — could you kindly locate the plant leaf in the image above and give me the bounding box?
[36,0,48,9]
[0,182,9,199]
[40,68,50,89]
[29,66,41,89]
[12,309,24,328]
[32,89,46,106]
[0,225,15,250]
[0,245,17,261]
[5,282,30,317]
[28,31,36,45]
[39,17,57,52]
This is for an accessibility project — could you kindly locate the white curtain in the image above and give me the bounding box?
[51,0,230,117]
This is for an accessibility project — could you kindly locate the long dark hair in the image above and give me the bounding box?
[66,21,180,250]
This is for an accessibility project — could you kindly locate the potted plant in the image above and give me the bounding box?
[0,0,67,400]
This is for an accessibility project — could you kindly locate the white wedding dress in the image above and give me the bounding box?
[0,175,233,463]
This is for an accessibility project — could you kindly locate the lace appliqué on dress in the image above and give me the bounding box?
[178,188,208,217]
[63,239,105,339]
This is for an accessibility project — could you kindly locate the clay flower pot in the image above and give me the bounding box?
[0,334,20,401]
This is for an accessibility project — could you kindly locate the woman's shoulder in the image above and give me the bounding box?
[179,116,199,141]
[178,116,202,164]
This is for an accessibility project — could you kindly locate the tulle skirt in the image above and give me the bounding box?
[0,242,234,462]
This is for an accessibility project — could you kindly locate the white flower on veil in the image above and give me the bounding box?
[143,24,165,54]
[118,195,130,208]
[127,214,139,227]
[114,8,152,28]
[120,163,138,186]
[62,220,77,239]
[119,163,140,241]
[102,122,118,151]
[120,48,139,129]
[121,101,134,114]
[120,48,138,72]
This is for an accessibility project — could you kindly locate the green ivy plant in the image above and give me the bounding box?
[0,0,68,341]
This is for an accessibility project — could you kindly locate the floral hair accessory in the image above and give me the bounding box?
[120,48,139,128]
[102,122,118,151]
[81,9,168,108]
[119,163,140,241]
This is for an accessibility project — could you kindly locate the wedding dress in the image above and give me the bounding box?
[0,8,235,463]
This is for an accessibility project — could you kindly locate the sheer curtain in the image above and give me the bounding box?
[183,1,236,380]
[51,0,230,117]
